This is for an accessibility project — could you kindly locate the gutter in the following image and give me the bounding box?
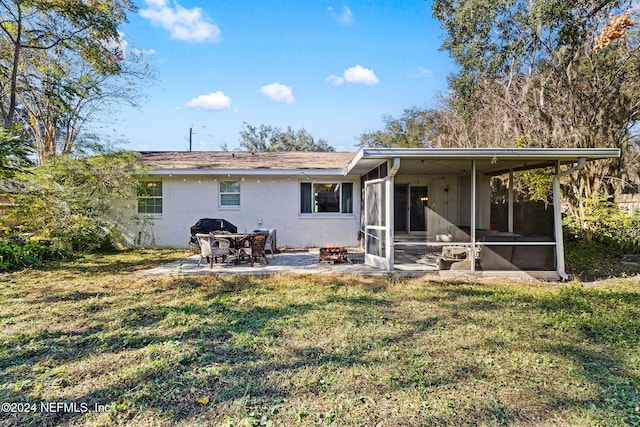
[553,157,586,280]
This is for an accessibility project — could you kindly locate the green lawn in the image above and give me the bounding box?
[1,250,639,426]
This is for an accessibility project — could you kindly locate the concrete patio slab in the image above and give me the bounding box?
[138,247,557,280]
[138,248,391,276]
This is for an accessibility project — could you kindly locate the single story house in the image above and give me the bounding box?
[121,148,620,279]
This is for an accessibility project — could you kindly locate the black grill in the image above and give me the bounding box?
[189,218,237,246]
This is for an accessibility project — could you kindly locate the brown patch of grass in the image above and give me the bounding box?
[0,250,638,426]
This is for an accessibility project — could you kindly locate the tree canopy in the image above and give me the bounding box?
[0,0,145,164]
[356,2,639,225]
[239,122,334,152]
[358,107,433,148]
[430,0,640,219]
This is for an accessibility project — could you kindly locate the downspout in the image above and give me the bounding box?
[389,157,401,177]
[387,158,400,271]
[471,159,477,271]
[553,157,586,280]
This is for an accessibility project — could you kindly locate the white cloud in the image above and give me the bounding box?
[259,82,295,105]
[326,74,345,86]
[327,64,379,86]
[145,0,166,7]
[410,66,432,78]
[140,0,221,43]
[344,65,379,85]
[131,47,157,56]
[328,6,354,25]
[104,32,155,59]
[185,91,231,111]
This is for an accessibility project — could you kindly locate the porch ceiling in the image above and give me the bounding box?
[345,148,621,177]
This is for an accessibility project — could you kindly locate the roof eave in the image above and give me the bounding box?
[139,168,349,176]
[359,147,621,160]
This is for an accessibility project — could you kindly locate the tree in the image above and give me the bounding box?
[358,107,433,148]
[431,0,640,223]
[239,122,334,152]
[0,125,32,178]
[0,0,142,163]
[17,39,151,164]
[357,102,500,149]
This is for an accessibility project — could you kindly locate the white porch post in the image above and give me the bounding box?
[553,160,568,279]
[386,158,400,271]
[386,178,394,271]
[553,157,585,280]
[508,169,514,233]
[471,159,477,272]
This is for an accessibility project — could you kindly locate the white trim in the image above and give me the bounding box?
[219,180,241,208]
[345,147,621,175]
[358,147,621,159]
[364,177,391,271]
[299,181,355,215]
[137,180,163,215]
[143,168,348,176]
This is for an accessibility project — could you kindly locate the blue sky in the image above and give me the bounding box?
[105,0,455,152]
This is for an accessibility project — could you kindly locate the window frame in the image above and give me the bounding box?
[219,180,241,208]
[137,180,163,215]
[300,181,354,215]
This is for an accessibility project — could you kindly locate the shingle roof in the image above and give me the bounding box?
[139,151,357,171]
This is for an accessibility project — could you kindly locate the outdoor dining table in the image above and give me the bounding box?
[212,233,256,264]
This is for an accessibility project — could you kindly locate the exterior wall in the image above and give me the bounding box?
[120,174,361,249]
[393,173,491,235]
[394,175,461,237]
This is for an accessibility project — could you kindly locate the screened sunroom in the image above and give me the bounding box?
[345,148,620,279]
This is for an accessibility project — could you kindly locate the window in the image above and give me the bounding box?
[138,181,162,214]
[300,182,353,214]
[220,180,240,207]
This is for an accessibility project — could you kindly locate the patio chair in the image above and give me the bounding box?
[195,233,214,268]
[241,233,270,267]
[196,233,231,268]
[209,235,231,264]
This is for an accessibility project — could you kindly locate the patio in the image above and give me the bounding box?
[139,248,384,276]
[139,247,562,279]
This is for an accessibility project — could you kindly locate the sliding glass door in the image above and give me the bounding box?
[394,185,428,233]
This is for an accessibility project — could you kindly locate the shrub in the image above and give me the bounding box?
[564,196,640,278]
[563,196,640,253]
[0,238,72,271]
[4,152,141,253]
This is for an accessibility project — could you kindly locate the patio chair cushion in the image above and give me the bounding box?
[210,236,231,263]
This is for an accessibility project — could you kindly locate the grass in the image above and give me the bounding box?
[0,249,639,426]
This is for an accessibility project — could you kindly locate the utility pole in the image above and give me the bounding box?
[187,125,209,151]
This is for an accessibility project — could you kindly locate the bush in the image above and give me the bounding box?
[51,215,120,252]
[4,152,141,253]
[563,196,640,279]
[0,238,72,272]
[563,196,640,253]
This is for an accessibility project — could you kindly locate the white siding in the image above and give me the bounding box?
[119,174,362,249]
